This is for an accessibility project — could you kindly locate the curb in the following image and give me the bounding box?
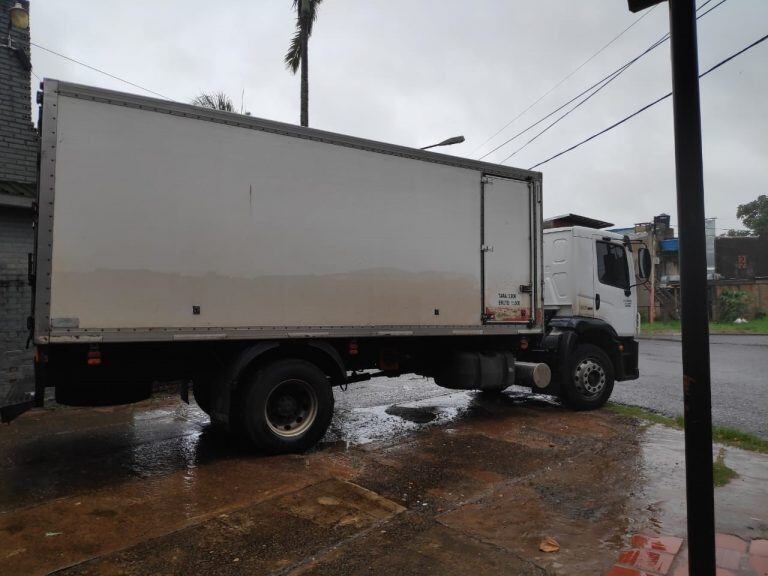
[640,332,768,341]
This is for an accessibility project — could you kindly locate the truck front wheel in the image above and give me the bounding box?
[239,359,334,454]
[561,344,614,410]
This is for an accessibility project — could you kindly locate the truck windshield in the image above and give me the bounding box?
[596,241,629,290]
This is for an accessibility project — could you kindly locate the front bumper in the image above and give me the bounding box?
[616,337,639,381]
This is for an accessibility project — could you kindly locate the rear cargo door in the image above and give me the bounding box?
[482,176,534,324]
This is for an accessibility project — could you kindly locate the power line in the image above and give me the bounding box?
[30,42,172,100]
[499,36,669,164]
[527,32,768,170]
[469,4,659,157]
[478,0,729,162]
[477,35,666,162]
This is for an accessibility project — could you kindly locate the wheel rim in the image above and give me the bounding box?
[572,358,607,399]
[264,379,318,438]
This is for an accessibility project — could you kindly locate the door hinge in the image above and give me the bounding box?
[481,245,494,253]
[520,284,532,293]
[481,176,493,184]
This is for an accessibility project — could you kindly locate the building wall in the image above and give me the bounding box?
[628,223,680,322]
[715,236,768,280]
[711,279,768,321]
[0,0,37,407]
[0,1,36,184]
[0,209,35,405]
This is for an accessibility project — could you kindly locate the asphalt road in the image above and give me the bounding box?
[612,334,768,439]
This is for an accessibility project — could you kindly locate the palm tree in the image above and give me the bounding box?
[285,0,323,127]
[191,92,236,112]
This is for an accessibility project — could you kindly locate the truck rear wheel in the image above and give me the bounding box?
[239,359,334,454]
[561,344,614,410]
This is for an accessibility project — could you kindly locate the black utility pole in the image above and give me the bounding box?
[668,0,716,572]
[628,0,716,574]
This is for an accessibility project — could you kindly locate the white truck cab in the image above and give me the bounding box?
[544,226,638,337]
[539,226,648,409]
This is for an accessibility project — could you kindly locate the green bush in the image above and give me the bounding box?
[718,290,751,322]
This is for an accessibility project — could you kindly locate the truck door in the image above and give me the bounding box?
[593,240,635,336]
[482,176,534,324]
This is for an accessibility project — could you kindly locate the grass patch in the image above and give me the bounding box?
[606,403,768,453]
[641,318,768,335]
[711,426,768,453]
[605,403,683,429]
[713,448,738,487]
[641,321,683,334]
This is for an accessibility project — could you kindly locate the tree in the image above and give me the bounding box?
[722,229,753,238]
[192,92,235,112]
[285,0,323,127]
[736,195,768,237]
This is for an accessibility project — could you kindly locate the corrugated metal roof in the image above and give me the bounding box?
[0,181,36,199]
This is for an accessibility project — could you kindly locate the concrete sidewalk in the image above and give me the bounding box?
[0,391,766,575]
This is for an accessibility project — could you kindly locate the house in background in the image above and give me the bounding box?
[1,0,37,415]
[609,214,682,322]
[712,235,768,319]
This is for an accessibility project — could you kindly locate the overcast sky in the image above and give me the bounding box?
[29,0,767,232]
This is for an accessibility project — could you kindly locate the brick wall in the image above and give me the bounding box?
[0,209,34,405]
[1,0,36,407]
[711,279,768,321]
[0,0,37,185]
[715,236,768,280]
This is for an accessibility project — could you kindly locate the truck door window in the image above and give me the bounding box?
[596,241,629,290]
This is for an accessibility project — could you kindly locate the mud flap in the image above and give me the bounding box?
[1,396,34,423]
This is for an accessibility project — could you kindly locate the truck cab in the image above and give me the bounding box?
[540,226,647,409]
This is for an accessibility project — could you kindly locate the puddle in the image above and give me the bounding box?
[385,405,441,424]
[629,424,768,540]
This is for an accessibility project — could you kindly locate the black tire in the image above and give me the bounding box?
[192,378,212,416]
[239,359,334,454]
[561,344,615,410]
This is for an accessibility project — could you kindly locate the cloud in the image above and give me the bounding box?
[30,0,768,230]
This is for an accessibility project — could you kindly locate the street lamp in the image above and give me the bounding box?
[420,135,465,150]
[9,2,29,30]
[3,1,31,70]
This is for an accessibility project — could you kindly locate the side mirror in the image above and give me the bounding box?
[637,246,652,280]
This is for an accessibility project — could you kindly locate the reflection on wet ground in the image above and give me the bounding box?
[0,377,766,576]
[633,425,768,540]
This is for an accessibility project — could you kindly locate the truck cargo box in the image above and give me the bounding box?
[33,80,542,344]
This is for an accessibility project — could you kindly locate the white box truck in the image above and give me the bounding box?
[24,80,648,452]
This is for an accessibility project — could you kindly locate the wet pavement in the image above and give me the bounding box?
[0,378,767,575]
[614,335,768,438]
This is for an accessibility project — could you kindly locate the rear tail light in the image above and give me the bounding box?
[87,349,102,366]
